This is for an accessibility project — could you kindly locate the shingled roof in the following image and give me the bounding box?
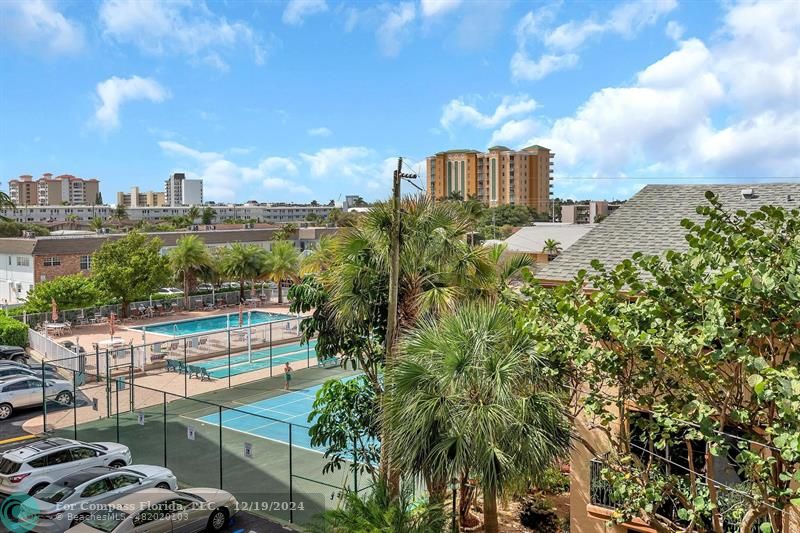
[536,183,800,284]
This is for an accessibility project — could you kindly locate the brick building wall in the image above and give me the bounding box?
[33,254,90,284]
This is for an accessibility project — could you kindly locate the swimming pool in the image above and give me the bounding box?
[133,311,293,336]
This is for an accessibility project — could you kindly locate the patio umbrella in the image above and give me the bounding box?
[51,298,58,322]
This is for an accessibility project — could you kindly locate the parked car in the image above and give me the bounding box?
[0,365,64,382]
[0,345,28,364]
[155,288,183,295]
[0,360,59,373]
[64,487,237,532]
[19,465,178,531]
[0,439,131,497]
[196,283,214,292]
[0,376,74,420]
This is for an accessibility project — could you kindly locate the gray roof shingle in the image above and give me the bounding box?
[536,183,800,283]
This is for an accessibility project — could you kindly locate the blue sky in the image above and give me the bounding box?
[0,0,797,204]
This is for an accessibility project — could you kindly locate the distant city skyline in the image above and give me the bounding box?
[0,0,797,204]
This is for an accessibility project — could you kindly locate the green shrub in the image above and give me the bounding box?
[535,466,570,495]
[0,315,28,347]
[23,274,108,313]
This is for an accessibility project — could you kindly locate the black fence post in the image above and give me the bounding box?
[353,435,358,493]
[218,406,223,489]
[115,379,120,443]
[95,345,100,382]
[288,422,294,524]
[105,351,111,419]
[41,360,47,433]
[183,338,188,398]
[72,372,77,439]
[162,392,168,467]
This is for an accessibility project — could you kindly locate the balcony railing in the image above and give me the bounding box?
[589,458,769,533]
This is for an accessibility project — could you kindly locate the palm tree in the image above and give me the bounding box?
[89,217,104,231]
[461,198,485,245]
[0,191,14,222]
[299,235,335,275]
[261,240,300,304]
[386,304,571,533]
[187,206,201,223]
[542,239,562,260]
[219,243,264,301]
[307,479,445,533]
[65,213,79,230]
[169,235,210,307]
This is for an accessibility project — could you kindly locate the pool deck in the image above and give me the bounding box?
[46,303,297,352]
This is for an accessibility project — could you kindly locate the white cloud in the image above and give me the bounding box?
[94,76,170,130]
[99,0,268,67]
[456,0,800,198]
[420,0,462,18]
[512,0,677,81]
[283,0,328,26]
[301,147,374,178]
[201,52,229,72]
[377,2,416,56]
[0,0,84,55]
[263,178,312,195]
[510,52,578,81]
[307,127,332,137]
[489,118,538,146]
[159,141,304,202]
[440,95,538,130]
[665,20,684,41]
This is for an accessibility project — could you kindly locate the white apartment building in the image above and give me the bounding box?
[0,204,334,225]
[182,178,203,205]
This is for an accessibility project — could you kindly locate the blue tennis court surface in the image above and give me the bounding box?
[196,377,357,452]
[193,340,318,379]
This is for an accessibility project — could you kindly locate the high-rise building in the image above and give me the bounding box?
[7,173,100,206]
[426,145,553,213]
[116,187,167,207]
[165,172,203,206]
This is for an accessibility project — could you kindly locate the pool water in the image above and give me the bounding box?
[134,311,293,336]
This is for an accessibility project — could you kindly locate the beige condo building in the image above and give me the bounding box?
[426,145,553,213]
[116,187,167,207]
[8,173,100,206]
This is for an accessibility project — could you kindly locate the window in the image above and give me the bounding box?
[81,479,111,498]
[28,456,48,468]
[43,257,61,267]
[46,449,74,466]
[109,474,140,490]
[16,256,30,267]
[71,447,99,460]
[80,255,91,270]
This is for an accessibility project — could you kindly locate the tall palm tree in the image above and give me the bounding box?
[299,235,335,275]
[219,243,264,301]
[187,206,201,223]
[261,240,300,303]
[542,239,562,260]
[169,235,211,307]
[65,213,79,230]
[386,304,571,533]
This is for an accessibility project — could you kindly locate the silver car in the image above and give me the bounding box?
[65,487,238,532]
[18,465,178,532]
[0,376,73,420]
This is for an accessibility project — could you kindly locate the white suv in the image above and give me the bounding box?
[0,438,131,496]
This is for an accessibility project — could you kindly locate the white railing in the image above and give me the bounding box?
[28,328,83,373]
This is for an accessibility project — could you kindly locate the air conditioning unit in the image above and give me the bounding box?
[14,282,22,292]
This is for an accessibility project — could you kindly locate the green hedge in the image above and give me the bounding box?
[0,315,28,347]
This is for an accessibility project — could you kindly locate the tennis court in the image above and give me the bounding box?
[193,339,318,379]
[195,376,353,452]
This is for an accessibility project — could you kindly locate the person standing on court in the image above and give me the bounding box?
[284,362,292,390]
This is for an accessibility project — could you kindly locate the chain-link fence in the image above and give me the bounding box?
[30,347,371,526]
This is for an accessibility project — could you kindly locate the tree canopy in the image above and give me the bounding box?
[91,232,170,316]
[23,274,107,312]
